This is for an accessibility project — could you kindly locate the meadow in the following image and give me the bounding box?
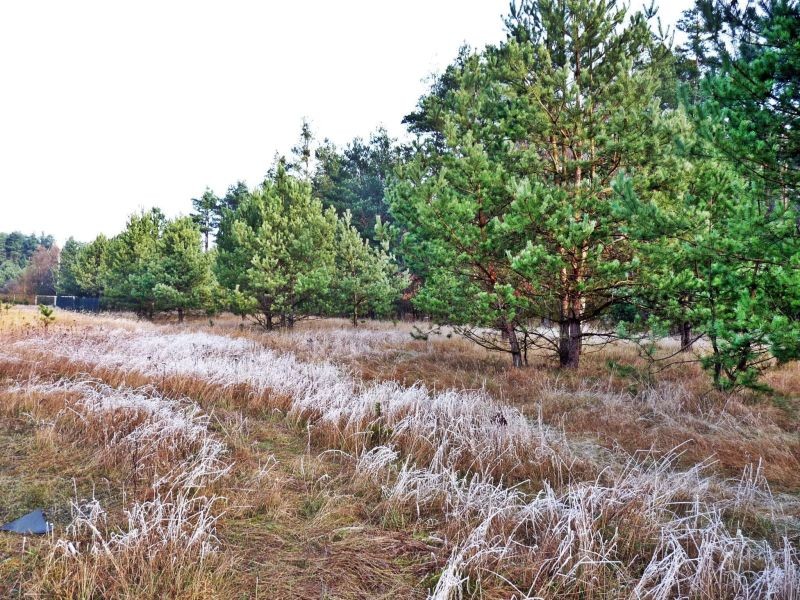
[0,305,797,599]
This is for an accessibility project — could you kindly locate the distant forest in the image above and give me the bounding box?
[0,232,57,296]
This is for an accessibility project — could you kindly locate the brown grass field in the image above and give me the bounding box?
[0,306,798,599]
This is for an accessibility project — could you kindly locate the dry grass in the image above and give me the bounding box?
[0,306,798,598]
[0,309,433,599]
[0,376,231,598]
[213,315,800,492]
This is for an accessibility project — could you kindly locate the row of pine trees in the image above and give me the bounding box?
[56,0,799,390]
[58,177,406,327]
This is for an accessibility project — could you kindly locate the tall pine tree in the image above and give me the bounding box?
[391,0,673,368]
[191,187,220,252]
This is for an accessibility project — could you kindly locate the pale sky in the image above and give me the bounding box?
[0,1,691,245]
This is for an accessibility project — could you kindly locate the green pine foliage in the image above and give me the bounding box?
[330,212,409,326]
[622,0,800,390]
[56,237,86,296]
[52,235,109,299]
[191,188,220,252]
[72,235,110,298]
[153,216,218,322]
[391,0,674,368]
[313,128,401,241]
[694,0,800,190]
[37,303,55,330]
[102,209,217,319]
[102,209,166,315]
[216,165,339,329]
[619,141,800,389]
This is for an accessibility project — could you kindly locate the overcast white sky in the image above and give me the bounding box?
[0,0,691,244]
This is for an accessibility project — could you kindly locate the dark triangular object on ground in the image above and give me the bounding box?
[0,509,51,534]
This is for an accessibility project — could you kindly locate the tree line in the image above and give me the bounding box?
[17,0,800,390]
[56,158,407,326]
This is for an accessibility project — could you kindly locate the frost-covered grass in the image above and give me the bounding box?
[3,377,232,598]
[31,379,228,483]
[220,317,800,492]
[9,328,588,486]
[382,450,799,598]
[2,314,798,598]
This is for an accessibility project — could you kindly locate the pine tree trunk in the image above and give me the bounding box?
[680,321,692,352]
[559,274,569,364]
[559,294,582,369]
[177,307,184,323]
[566,317,581,369]
[504,321,523,368]
[713,359,723,389]
[736,342,751,374]
[259,296,273,331]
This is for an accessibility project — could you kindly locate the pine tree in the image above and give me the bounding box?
[215,165,338,329]
[632,0,800,389]
[191,187,220,251]
[391,0,673,368]
[695,0,800,191]
[153,216,217,322]
[72,235,109,298]
[313,128,401,240]
[623,127,800,390]
[290,118,315,181]
[102,209,166,315]
[37,303,55,330]
[220,181,249,213]
[330,212,408,326]
[56,237,85,296]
